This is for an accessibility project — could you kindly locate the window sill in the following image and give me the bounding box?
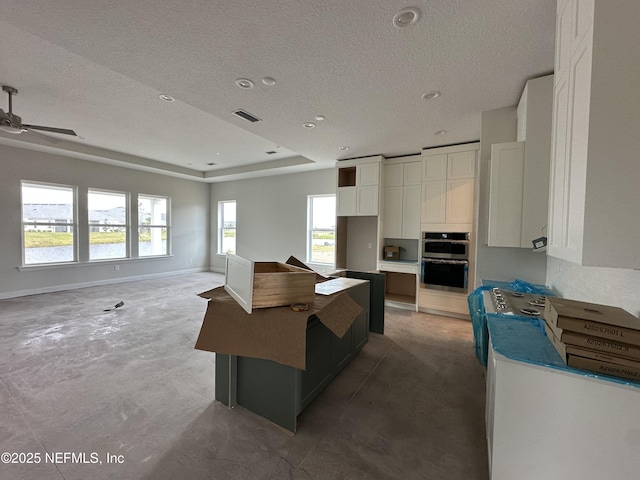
[17,255,174,272]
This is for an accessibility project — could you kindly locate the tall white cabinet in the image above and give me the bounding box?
[421,146,476,231]
[547,0,640,268]
[488,74,553,248]
[382,160,421,239]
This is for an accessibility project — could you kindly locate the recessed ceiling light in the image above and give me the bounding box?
[214,152,221,155]
[315,115,325,121]
[393,7,421,29]
[339,146,350,151]
[235,78,255,89]
[159,94,175,102]
[262,77,276,86]
[303,122,316,128]
[422,91,441,100]
[434,130,447,136]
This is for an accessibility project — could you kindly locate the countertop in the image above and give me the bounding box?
[488,314,640,389]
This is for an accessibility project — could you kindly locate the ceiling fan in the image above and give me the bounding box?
[0,85,77,137]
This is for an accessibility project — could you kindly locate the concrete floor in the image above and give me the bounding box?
[0,272,488,480]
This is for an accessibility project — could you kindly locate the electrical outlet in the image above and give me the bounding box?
[368,243,373,249]
[189,258,193,263]
[114,265,120,271]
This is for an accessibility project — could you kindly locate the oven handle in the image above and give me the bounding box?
[422,258,469,265]
[422,239,469,244]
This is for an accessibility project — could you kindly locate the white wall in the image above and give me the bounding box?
[209,168,335,272]
[546,257,640,317]
[0,144,210,298]
[475,107,547,287]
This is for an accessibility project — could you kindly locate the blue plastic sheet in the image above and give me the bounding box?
[468,278,556,366]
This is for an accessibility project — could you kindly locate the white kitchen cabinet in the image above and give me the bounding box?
[336,157,382,216]
[337,187,357,216]
[420,144,477,227]
[447,151,476,179]
[490,75,553,248]
[422,154,447,181]
[382,159,421,239]
[445,178,475,224]
[488,142,525,247]
[420,181,447,224]
[547,1,640,268]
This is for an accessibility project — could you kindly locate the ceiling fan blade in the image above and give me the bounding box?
[22,129,64,144]
[22,124,77,136]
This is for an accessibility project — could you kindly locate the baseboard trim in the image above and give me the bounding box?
[0,267,215,300]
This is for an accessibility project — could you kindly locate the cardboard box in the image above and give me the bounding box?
[545,322,640,367]
[568,355,640,382]
[544,297,640,346]
[224,254,316,313]
[195,282,365,370]
[545,321,640,360]
[383,246,400,261]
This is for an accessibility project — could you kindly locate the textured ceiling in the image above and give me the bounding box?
[0,0,556,182]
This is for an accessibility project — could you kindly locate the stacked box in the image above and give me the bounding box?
[544,297,640,382]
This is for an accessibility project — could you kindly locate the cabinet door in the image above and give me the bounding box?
[422,154,447,181]
[383,186,403,237]
[357,163,380,186]
[402,184,421,239]
[563,36,592,264]
[403,161,422,186]
[488,142,525,247]
[421,180,446,223]
[356,185,379,216]
[446,178,474,224]
[337,187,357,216]
[383,164,403,187]
[555,0,573,83]
[447,151,476,179]
[548,74,570,257]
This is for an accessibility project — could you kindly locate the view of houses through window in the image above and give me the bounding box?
[307,194,336,265]
[138,195,169,257]
[218,200,236,255]
[88,189,128,260]
[22,182,77,265]
[21,181,170,265]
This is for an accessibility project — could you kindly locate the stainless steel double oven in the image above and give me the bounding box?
[421,232,469,293]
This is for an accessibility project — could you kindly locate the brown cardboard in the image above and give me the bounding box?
[545,320,640,360]
[544,297,640,345]
[195,284,364,370]
[566,346,640,370]
[285,255,331,283]
[568,355,640,382]
[383,246,400,261]
[251,262,317,308]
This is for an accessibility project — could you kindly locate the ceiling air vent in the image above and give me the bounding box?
[232,109,262,123]
[265,150,277,155]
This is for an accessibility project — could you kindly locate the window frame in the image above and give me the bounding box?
[217,200,237,255]
[88,188,130,261]
[306,194,336,266]
[137,194,171,257]
[21,180,78,266]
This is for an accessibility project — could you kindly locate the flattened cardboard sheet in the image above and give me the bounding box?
[195,285,363,370]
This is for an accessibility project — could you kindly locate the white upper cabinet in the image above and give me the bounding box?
[489,74,553,248]
[420,144,478,227]
[548,1,640,268]
[336,156,382,216]
[382,159,421,239]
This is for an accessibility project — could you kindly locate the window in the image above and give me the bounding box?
[307,194,336,265]
[88,189,128,260]
[21,181,77,265]
[218,201,236,255]
[138,195,169,256]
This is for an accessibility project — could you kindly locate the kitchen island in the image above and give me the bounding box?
[486,315,640,479]
[209,279,370,432]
